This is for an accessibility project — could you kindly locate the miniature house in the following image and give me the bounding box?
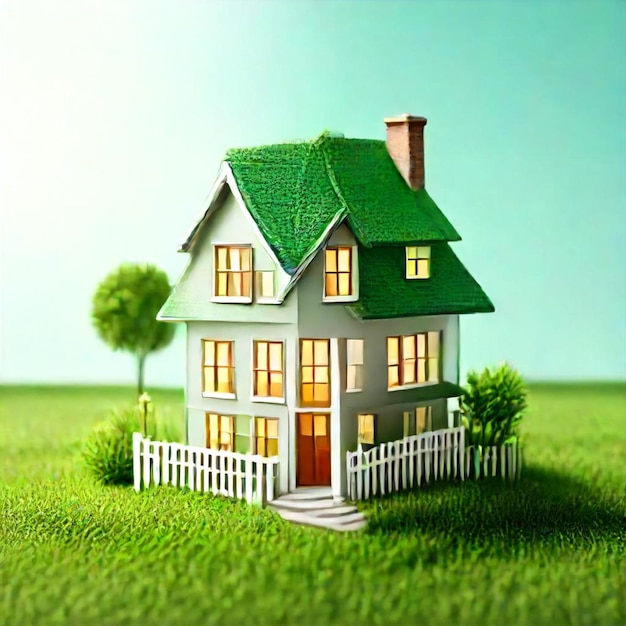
[158,114,494,499]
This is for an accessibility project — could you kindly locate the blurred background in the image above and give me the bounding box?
[1,0,624,387]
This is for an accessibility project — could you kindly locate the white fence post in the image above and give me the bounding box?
[142,438,152,488]
[133,432,142,491]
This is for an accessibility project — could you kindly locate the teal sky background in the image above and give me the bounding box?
[1,0,624,387]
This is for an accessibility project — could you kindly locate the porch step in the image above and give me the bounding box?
[306,505,358,517]
[269,498,337,511]
[274,508,367,532]
[276,488,333,501]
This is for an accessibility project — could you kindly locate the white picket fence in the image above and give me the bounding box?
[464,441,522,481]
[132,432,280,506]
[346,427,521,500]
[346,426,465,500]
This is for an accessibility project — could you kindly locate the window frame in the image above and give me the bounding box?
[403,405,434,438]
[387,331,441,391]
[299,339,331,408]
[357,413,376,446]
[205,413,235,451]
[212,243,253,303]
[254,416,279,458]
[251,340,285,404]
[202,339,236,399]
[346,339,364,393]
[405,246,431,280]
[323,245,359,303]
[254,270,275,302]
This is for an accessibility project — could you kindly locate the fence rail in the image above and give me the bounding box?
[132,433,279,506]
[346,427,521,500]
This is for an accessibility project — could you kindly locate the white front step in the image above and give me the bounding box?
[306,505,358,517]
[270,498,337,511]
[277,489,333,501]
[276,509,367,532]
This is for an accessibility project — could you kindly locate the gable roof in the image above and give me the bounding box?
[181,132,460,275]
[349,242,494,320]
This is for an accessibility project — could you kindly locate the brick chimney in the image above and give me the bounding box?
[384,114,427,190]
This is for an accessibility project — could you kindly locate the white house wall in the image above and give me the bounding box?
[186,320,298,495]
[294,236,461,496]
[296,240,460,384]
[169,189,297,324]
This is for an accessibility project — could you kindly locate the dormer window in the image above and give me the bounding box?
[213,245,252,302]
[323,246,358,302]
[406,246,430,279]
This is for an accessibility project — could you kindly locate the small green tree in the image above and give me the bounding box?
[460,363,528,447]
[92,263,175,394]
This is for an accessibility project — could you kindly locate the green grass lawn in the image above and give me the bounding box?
[1,383,625,626]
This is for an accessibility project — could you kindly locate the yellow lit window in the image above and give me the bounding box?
[205,413,234,451]
[215,246,252,299]
[325,247,353,297]
[403,406,433,437]
[346,339,364,391]
[406,246,431,279]
[416,406,433,434]
[254,271,274,299]
[300,339,330,407]
[357,413,375,445]
[387,331,441,389]
[202,340,234,395]
[253,341,283,399]
[255,417,279,457]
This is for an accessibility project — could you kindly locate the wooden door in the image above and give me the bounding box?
[297,413,331,486]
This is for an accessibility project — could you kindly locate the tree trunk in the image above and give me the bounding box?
[137,353,146,396]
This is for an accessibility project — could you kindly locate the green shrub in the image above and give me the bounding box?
[82,408,140,484]
[158,416,182,443]
[460,363,528,447]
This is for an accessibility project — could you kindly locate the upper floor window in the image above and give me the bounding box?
[214,245,252,302]
[387,331,440,390]
[253,340,284,400]
[406,246,431,279]
[346,339,364,392]
[202,339,235,397]
[300,339,330,407]
[324,246,357,301]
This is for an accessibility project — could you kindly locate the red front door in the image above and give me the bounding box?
[297,413,331,486]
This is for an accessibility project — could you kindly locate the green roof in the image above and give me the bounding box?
[349,243,494,319]
[167,130,495,321]
[225,132,460,274]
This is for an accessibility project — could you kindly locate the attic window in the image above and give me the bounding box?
[323,246,358,302]
[213,245,252,303]
[255,271,274,300]
[406,246,430,279]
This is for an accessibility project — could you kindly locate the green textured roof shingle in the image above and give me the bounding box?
[349,243,494,319]
[226,133,460,274]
